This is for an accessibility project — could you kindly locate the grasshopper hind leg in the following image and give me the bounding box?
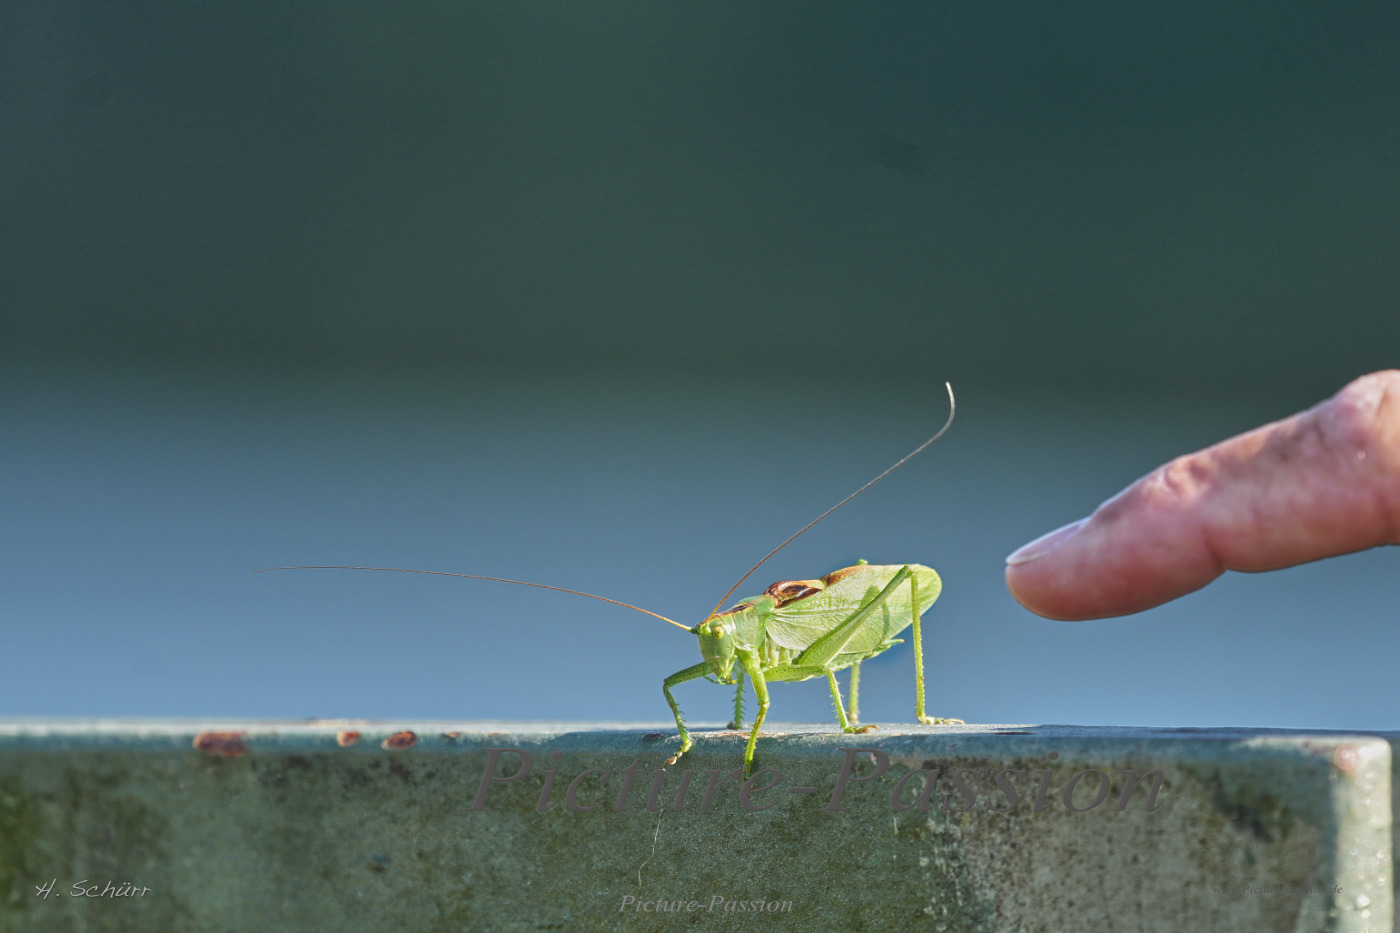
[909,568,964,727]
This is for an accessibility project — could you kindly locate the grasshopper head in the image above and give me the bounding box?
[694,615,738,682]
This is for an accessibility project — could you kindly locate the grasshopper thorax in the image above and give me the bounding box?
[694,595,777,682]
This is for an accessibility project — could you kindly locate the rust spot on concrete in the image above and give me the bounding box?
[382,731,417,751]
[193,732,247,758]
[1332,745,1361,775]
[337,731,361,747]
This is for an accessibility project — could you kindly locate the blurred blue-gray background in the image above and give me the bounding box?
[2,3,1396,729]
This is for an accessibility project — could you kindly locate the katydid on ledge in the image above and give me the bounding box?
[262,383,961,776]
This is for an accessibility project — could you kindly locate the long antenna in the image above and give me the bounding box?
[255,566,693,630]
[706,382,956,619]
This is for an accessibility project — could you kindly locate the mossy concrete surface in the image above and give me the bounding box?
[0,722,1391,932]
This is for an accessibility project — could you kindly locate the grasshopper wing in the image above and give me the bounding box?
[764,563,941,656]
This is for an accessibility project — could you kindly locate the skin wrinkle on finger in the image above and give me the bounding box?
[1382,382,1400,545]
[1187,372,1400,574]
[1330,370,1400,546]
[1007,370,1400,620]
[1218,371,1400,569]
[1197,402,1331,574]
[1144,371,1400,576]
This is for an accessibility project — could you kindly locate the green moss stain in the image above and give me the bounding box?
[0,776,38,915]
[0,754,201,933]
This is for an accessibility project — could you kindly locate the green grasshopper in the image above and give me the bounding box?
[265,384,960,776]
[671,559,956,776]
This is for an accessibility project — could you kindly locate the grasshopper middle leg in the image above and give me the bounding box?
[848,661,861,724]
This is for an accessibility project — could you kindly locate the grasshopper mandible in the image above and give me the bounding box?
[265,384,960,776]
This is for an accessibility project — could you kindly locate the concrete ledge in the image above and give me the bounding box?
[0,722,1392,931]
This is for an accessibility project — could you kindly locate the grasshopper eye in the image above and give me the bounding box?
[713,624,726,639]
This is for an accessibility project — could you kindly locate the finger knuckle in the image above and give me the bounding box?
[1325,370,1400,469]
[1327,370,1400,542]
[1133,454,1211,514]
[1092,453,1204,527]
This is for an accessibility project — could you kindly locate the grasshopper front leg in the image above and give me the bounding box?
[663,662,712,767]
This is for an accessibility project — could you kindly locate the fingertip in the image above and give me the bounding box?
[1003,517,1108,620]
[1004,560,1080,621]
[1005,504,1222,620]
